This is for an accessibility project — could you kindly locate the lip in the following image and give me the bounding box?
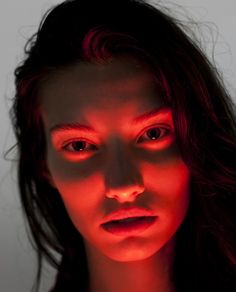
[102,206,156,224]
[101,216,157,236]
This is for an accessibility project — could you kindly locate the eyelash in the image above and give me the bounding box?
[60,125,172,155]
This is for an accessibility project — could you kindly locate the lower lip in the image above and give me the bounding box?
[101,216,157,236]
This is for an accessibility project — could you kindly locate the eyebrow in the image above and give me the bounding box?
[50,105,171,135]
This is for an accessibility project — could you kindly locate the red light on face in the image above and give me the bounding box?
[41,57,190,270]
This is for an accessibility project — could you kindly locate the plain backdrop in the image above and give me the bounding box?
[0,1,235,291]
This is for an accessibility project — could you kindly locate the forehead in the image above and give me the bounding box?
[39,57,165,124]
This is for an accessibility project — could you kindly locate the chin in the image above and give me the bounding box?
[101,238,165,262]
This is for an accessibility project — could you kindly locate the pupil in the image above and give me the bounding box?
[147,128,160,140]
[72,141,85,151]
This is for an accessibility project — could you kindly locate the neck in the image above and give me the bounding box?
[85,238,176,292]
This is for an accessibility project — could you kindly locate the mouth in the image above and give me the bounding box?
[105,216,152,224]
[101,216,157,236]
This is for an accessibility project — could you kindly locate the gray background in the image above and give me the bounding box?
[0,1,235,291]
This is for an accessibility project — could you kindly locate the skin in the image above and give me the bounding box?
[40,56,191,292]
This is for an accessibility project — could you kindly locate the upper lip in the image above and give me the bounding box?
[102,207,156,224]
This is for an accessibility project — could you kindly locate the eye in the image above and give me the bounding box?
[62,140,97,153]
[137,126,171,144]
[59,125,172,156]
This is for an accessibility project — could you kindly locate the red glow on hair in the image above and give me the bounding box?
[82,26,146,63]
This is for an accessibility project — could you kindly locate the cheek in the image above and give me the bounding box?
[143,157,191,211]
[142,158,191,243]
[47,161,101,236]
[46,151,103,221]
[47,147,102,189]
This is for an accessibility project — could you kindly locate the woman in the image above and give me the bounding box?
[11,0,236,291]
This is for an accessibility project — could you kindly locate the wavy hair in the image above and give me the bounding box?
[10,0,236,291]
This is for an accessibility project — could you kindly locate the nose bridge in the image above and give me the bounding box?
[104,140,145,202]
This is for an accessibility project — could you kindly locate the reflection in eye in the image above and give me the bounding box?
[61,125,172,154]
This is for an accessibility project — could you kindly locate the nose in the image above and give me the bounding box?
[104,146,145,203]
[105,185,145,203]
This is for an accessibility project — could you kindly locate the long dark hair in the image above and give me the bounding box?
[10,0,236,291]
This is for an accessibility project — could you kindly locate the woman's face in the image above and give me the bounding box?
[40,57,190,262]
